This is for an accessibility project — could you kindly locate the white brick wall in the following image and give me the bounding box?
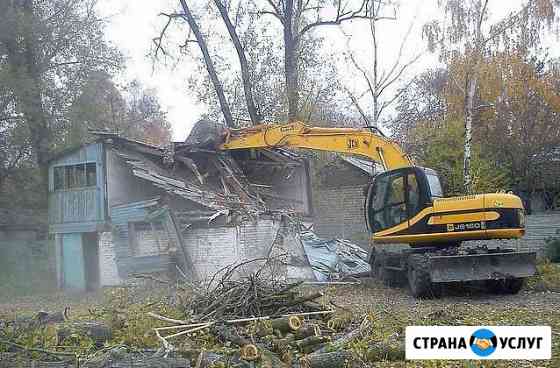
[183,219,317,282]
[313,186,368,244]
[183,226,241,281]
[98,231,121,286]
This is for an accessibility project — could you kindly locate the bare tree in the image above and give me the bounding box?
[176,0,236,128]
[261,0,387,122]
[342,1,423,128]
[213,0,262,125]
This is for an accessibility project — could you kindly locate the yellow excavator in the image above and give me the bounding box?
[219,121,536,297]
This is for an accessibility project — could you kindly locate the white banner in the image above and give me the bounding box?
[406,326,551,360]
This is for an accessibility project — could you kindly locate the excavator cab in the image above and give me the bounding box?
[365,167,441,233]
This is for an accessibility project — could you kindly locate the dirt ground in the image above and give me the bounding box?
[1,277,558,367]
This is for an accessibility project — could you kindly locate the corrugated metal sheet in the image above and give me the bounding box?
[299,231,370,281]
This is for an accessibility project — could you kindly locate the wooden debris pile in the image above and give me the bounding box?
[188,279,324,321]
[148,307,368,368]
[138,261,404,368]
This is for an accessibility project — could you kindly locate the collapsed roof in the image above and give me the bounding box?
[93,120,312,221]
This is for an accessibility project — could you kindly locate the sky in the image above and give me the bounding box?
[97,0,535,141]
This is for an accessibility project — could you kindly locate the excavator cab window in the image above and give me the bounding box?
[366,167,431,233]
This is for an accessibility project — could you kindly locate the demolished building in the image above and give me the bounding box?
[48,124,368,291]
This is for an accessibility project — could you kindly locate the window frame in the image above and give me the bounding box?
[52,162,97,191]
[366,167,431,233]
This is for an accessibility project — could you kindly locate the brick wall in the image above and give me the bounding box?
[514,212,560,256]
[183,219,280,281]
[182,218,316,282]
[313,186,368,245]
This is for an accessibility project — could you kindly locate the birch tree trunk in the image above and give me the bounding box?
[463,75,477,194]
[371,15,379,127]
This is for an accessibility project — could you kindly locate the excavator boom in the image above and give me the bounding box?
[220,121,412,170]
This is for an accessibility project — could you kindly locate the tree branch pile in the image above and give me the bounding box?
[0,260,407,367]
[136,260,398,367]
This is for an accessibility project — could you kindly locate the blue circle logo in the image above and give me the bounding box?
[469,329,497,357]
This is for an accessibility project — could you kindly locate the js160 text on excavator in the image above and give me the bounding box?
[219,121,537,298]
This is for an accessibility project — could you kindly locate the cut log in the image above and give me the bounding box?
[313,318,371,354]
[326,316,351,331]
[270,316,302,333]
[239,344,259,361]
[300,350,354,368]
[211,325,259,361]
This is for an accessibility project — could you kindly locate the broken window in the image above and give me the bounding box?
[128,221,170,257]
[52,163,97,190]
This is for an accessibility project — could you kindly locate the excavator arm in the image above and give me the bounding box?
[219,121,412,171]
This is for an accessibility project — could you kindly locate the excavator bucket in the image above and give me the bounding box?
[429,251,537,283]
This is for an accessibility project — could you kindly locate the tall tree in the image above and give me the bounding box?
[70,73,172,147]
[424,0,559,193]
[0,0,121,184]
[260,0,380,122]
[392,54,560,197]
[213,0,262,124]
[177,0,236,128]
